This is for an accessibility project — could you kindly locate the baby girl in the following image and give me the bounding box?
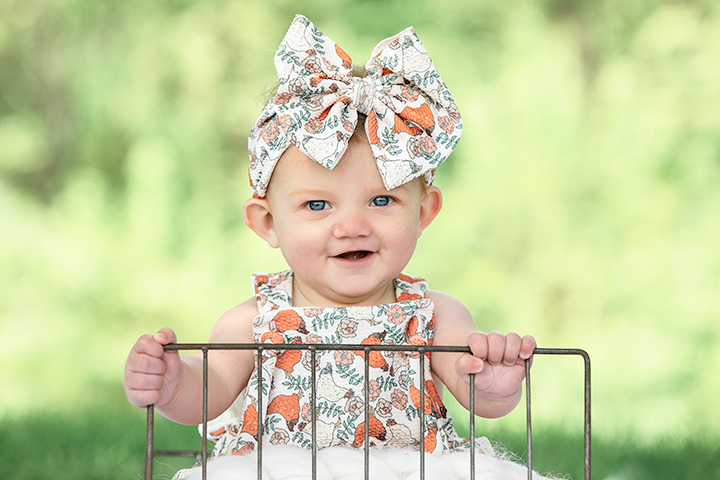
[125,14,556,480]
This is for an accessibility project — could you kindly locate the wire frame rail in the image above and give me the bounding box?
[144,345,590,480]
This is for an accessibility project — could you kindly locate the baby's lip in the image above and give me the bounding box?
[335,250,372,260]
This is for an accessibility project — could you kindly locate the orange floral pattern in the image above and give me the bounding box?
[200,270,471,463]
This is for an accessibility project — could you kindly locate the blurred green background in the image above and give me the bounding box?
[1,0,719,478]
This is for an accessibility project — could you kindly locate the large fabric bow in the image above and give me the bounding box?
[248,14,462,198]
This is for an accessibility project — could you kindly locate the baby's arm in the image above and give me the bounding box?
[123,297,258,425]
[427,290,535,419]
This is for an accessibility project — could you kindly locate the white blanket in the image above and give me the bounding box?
[176,444,561,480]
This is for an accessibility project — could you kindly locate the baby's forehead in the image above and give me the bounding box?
[266,141,425,200]
[269,140,380,186]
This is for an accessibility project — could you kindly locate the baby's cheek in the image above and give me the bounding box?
[400,234,419,258]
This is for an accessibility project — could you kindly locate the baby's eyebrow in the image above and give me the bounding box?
[288,188,329,198]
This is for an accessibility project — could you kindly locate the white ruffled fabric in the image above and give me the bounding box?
[178,444,560,480]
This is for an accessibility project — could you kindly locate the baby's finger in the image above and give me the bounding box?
[125,370,165,391]
[519,335,536,361]
[467,331,488,360]
[131,333,166,360]
[486,331,506,365]
[126,387,161,409]
[503,332,522,366]
[153,327,182,382]
[126,352,167,375]
[153,327,177,345]
[455,352,484,378]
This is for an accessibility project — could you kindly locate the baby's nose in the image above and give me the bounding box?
[332,208,372,238]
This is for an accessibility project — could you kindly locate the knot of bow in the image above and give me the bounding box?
[248,14,462,198]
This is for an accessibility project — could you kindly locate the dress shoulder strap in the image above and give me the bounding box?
[395,273,428,301]
[252,270,294,313]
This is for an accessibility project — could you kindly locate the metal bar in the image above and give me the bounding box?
[257,346,264,480]
[419,347,425,480]
[364,346,370,480]
[581,350,592,480]
[469,373,475,480]
[164,344,476,353]
[311,347,317,480]
[202,346,208,480]
[144,405,154,480]
[526,358,533,480]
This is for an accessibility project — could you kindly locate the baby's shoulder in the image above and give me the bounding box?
[425,289,477,342]
[223,296,260,319]
[425,289,469,310]
[425,289,473,321]
[209,296,259,343]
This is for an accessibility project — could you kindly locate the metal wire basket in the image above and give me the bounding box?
[144,344,590,480]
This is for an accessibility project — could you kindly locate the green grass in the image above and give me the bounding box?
[2,396,718,480]
[494,429,720,480]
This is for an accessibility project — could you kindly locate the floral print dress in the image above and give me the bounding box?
[174,270,492,479]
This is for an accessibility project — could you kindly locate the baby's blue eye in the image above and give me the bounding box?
[306,200,329,211]
[371,196,393,207]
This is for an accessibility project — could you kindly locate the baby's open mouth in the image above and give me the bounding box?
[337,251,371,260]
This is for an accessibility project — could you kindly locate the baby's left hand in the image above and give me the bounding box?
[456,331,536,407]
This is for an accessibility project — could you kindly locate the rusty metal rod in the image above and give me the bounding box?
[164,343,475,352]
[469,373,475,480]
[419,346,426,480]
[146,344,591,480]
[144,405,153,480]
[311,347,317,480]
[257,347,264,480]
[526,358,533,480]
[202,346,208,480]
[364,347,370,480]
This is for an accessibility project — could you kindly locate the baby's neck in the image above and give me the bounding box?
[291,277,397,307]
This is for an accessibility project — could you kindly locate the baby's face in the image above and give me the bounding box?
[264,136,435,307]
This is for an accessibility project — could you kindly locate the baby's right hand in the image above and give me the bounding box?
[124,327,181,408]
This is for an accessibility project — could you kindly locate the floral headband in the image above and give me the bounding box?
[247,14,462,198]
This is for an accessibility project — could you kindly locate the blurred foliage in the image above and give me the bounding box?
[1,0,719,464]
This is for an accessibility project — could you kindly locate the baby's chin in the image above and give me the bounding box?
[295,273,399,308]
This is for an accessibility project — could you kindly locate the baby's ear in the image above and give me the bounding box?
[243,197,279,248]
[418,185,442,235]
